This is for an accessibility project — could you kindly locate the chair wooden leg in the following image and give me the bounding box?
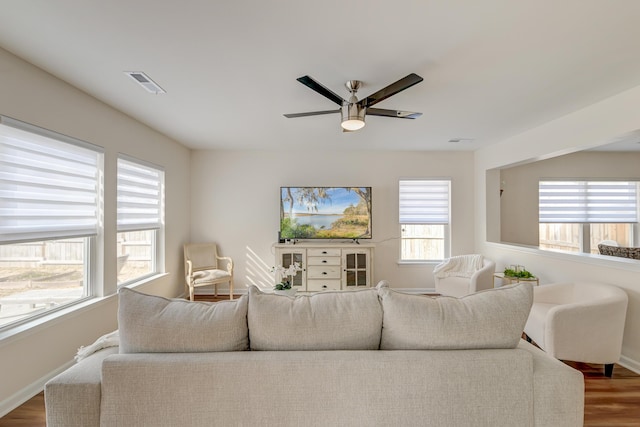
[229,279,234,300]
[214,284,218,297]
[604,363,614,378]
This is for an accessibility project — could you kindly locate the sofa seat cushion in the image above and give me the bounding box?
[192,268,231,284]
[248,286,382,350]
[118,288,248,353]
[378,282,533,350]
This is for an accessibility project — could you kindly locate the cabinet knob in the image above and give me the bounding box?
[322,271,327,275]
[322,260,327,263]
[322,285,327,289]
[322,251,327,254]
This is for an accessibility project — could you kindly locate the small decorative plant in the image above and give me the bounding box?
[503,266,535,278]
[271,262,302,290]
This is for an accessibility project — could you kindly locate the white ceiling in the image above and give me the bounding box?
[1,1,640,152]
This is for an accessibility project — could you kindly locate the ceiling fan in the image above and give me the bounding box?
[283,73,424,132]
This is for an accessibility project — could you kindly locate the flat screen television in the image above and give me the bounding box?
[280,187,372,240]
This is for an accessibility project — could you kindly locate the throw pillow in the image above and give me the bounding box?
[247,286,383,350]
[118,288,248,353]
[378,282,533,350]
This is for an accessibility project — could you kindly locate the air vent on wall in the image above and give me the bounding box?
[124,71,166,94]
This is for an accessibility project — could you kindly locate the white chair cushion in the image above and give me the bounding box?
[378,282,533,350]
[118,288,248,353]
[435,275,470,298]
[247,286,383,351]
[192,269,230,284]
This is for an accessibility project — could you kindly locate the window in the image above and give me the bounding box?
[539,180,638,253]
[399,179,450,261]
[117,155,164,284]
[0,116,102,328]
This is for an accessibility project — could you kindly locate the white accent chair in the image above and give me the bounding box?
[183,243,234,301]
[524,282,628,377]
[434,255,496,297]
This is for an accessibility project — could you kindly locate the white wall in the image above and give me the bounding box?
[190,150,475,292]
[0,48,191,414]
[475,83,640,373]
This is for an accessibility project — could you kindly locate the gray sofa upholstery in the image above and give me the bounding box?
[45,283,584,427]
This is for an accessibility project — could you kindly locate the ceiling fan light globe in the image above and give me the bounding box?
[341,119,365,131]
[341,103,366,131]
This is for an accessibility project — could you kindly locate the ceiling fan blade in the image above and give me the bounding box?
[367,108,422,119]
[283,109,340,118]
[296,76,346,106]
[360,73,423,108]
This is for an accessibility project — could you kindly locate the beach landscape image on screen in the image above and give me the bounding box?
[280,187,372,239]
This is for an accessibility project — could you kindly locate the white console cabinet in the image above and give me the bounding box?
[274,243,374,292]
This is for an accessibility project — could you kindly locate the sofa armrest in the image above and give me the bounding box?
[45,347,119,427]
[545,297,627,363]
[216,255,234,274]
[518,340,584,427]
[470,259,496,293]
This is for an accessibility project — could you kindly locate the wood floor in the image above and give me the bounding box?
[1,294,639,426]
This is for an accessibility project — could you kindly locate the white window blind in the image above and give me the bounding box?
[117,156,163,232]
[539,180,638,223]
[0,116,102,243]
[399,179,450,224]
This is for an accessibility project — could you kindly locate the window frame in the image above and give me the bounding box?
[0,116,103,329]
[398,179,451,263]
[538,180,639,253]
[116,154,165,285]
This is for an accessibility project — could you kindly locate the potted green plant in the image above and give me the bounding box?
[271,262,302,296]
[503,266,535,279]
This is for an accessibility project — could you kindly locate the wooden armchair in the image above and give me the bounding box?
[183,243,234,300]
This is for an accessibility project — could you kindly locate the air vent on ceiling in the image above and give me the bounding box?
[448,138,475,144]
[124,71,166,94]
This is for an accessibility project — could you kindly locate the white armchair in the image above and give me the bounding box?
[434,255,496,297]
[524,282,628,377]
[183,243,234,301]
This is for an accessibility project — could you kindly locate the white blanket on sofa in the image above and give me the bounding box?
[433,254,484,279]
[75,330,120,362]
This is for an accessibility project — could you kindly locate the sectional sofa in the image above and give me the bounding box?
[45,282,584,426]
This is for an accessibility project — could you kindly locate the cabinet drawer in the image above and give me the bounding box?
[307,248,341,257]
[307,266,341,279]
[307,256,341,266]
[307,279,341,292]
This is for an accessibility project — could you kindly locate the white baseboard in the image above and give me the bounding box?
[0,359,75,418]
[619,354,640,375]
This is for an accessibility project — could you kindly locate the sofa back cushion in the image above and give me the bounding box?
[248,286,383,350]
[378,282,533,350]
[118,288,248,353]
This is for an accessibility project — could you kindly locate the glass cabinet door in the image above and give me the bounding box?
[343,251,369,287]
[279,250,305,287]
